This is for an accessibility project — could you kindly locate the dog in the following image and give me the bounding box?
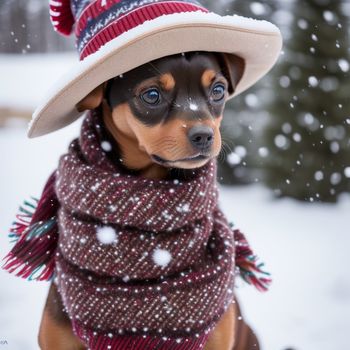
[38,51,259,350]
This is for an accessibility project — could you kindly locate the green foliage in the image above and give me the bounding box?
[263,0,350,202]
[210,0,279,185]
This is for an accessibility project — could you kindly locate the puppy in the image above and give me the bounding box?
[38,51,259,350]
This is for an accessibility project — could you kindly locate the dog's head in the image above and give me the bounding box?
[77,51,244,170]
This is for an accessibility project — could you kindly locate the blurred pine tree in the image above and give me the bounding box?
[202,0,280,185]
[262,0,350,202]
[0,0,74,53]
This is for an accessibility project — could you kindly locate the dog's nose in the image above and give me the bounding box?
[188,125,214,151]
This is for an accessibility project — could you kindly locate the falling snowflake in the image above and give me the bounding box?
[282,123,292,134]
[293,133,302,142]
[323,10,335,23]
[96,226,118,244]
[152,248,172,267]
[344,167,350,178]
[227,152,241,165]
[249,2,266,16]
[235,145,247,158]
[314,171,324,181]
[189,103,199,111]
[330,173,342,185]
[308,76,318,87]
[258,147,269,158]
[297,19,308,30]
[274,134,290,149]
[245,93,259,108]
[177,203,190,213]
[330,142,340,153]
[101,141,112,152]
[338,59,349,72]
[122,275,130,282]
[279,76,291,88]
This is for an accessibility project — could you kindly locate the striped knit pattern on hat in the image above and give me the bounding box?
[51,108,236,349]
[49,0,208,59]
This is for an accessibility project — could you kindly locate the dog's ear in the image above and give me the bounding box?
[218,53,245,95]
[76,84,105,112]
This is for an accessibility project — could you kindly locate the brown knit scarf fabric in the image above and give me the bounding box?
[53,109,236,349]
[3,108,271,350]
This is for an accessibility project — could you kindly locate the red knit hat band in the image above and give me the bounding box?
[78,1,208,60]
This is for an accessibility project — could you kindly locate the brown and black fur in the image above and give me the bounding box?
[39,51,259,350]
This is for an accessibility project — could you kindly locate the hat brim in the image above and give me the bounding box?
[28,11,282,138]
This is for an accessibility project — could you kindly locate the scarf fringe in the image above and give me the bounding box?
[233,228,272,292]
[8,197,38,243]
[2,172,59,281]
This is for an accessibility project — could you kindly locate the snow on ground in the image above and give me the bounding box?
[0,123,349,350]
[0,53,76,111]
[220,188,350,350]
[0,121,81,350]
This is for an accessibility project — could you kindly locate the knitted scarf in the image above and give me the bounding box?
[3,109,271,350]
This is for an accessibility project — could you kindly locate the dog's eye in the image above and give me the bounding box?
[210,83,226,102]
[140,88,161,105]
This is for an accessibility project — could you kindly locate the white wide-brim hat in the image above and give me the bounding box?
[28,0,282,138]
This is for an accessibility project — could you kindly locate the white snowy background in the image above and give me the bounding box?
[0,53,349,350]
